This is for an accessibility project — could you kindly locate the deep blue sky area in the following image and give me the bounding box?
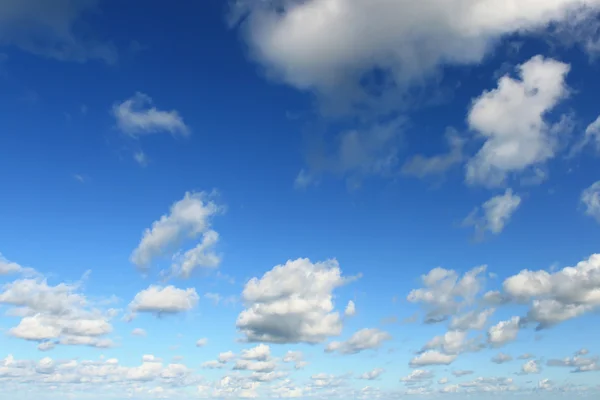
[1,1,600,399]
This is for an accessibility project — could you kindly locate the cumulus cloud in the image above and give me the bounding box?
[0,0,117,64]
[230,0,598,115]
[241,344,271,361]
[407,265,487,322]
[130,191,223,275]
[422,330,481,355]
[521,360,540,375]
[487,317,521,346]
[502,253,600,328]
[0,254,35,276]
[236,258,357,344]
[113,92,190,137]
[325,328,391,355]
[463,190,522,238]
[466,56,571,186]
[581,181,600,223]
[0,275,115,349]
[128,285,199,316]
[410,350,457,367]
[196,338,208,347]
[344,300,356,317]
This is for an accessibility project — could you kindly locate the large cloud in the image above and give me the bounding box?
[466,56,571,186]
[231,0,598,113]
[236,258,357,344]
[130,191,223,276]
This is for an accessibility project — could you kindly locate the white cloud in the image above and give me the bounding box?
[0,0,117,64]
[491,352,513,364]
[325,328,391,355]
[113,92,189,137]
[571,115,600,154]
[466,56,571,186]
[521,360,540,374]
[449,309,495,331]
[452,370,474,377]
[128,285,199,315]
[502,254,600,328]
[0,275,114,349]
[218,351,236,364]
[547,355,599,372]
[401,369,434,383]
[487,317,521,346]
[539,379,553,390]
[423,330,477,355]
[344,300,356,317]
[230,0,597,114]
[196,338,208,347]
[130,191,223,274]
[236,258,357,344]
[463,190,521,238]
[131,328,146,337]
[359,368,384,380]
[241,344,271,361]
[402,130,464,178]
[581,181,600,223]
[133,150,149,167]
[0,254,34,276]
[410,350,457,367]
[407,265,487,322]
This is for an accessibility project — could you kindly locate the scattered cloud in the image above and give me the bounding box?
[236,258,358,344]
[113,92,190,137]
[133,150,149,167]
[487,317,521,347]
[359,368,384,380]
[325,328,391,355]
[520,360,540,375]
[492,353,513,364]
[449,309,495,331]
[463,190,521,239]
[401,369,434,383]
[131,328,146,337]
[410,350,457,367]
[344,300,356,317]
[196,338,208,347]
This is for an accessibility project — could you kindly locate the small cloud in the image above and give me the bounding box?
[134,150,149,167]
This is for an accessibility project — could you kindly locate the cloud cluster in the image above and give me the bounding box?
[236,258,357,344]
[325,328,391,355]
[0,270,116,350]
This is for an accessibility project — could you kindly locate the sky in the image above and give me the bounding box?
[1,0,600,399]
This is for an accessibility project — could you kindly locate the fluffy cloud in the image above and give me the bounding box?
[241,344,271,361]
[487,317,521,346]
[359,368,384,380]
[547,355,600,373]
[0,275,115,349]
[407,265,487,322]
[325,328,391,355]
[410,351,457,367]
[230,0,598,114]
[0,255,34,276]
[521,360,540,374]
[422,330,481,355]
[113,92,190,137]
[130,191,223,275]
[282,351,307,370]
[581,181,600,223]
[0,0,117,64]
[502,254,600,328]
[344,300,356,317]
[196,338,208,347]
[463,190,521,238]
[128,285,199,315]
[466,56,571,186]
[131,328,146,337]
[401,369,433,383]
[236,258,357,344]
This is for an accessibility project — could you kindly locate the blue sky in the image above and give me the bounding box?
[1,0,600,399]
